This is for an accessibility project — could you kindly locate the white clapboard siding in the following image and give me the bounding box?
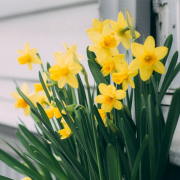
[0,2,98,132]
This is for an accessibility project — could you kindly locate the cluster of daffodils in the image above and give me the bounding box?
[86,11,168,113]
[12,42,83,140]
[11,10,168,142]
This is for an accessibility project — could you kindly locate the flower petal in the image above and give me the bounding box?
[92,18,101,30]
[109,47,119,56]
[99,83,109,95]
[95,95,104,103]
[122,81,128,90]
[29,48,37,56]
[24,106,30,116]
[154,46,168,60]
[131,43,145,58]
[58,77,66,88]
[101,103,112,112]
[110,20,117,31]
[108,84,116,94]
[128,70,138,77]
[115,90,126,99]
[71,43,77,52]
[89,45,101,53]
[10,92,21,100]
[27,62,32,70]
[113,100,123,110]
[17,50,25,56]
[140,65,153,81]
[54,51,64,65]
[121,37,130,49]
[128,58,141,71]
[21,83,29,95]
[68,63,82,74]
[117,12,125,28]
[152,60,166,74]
[88,32,102,44]
[31,56,41,64]
[102,25,112,37]
[144,36,155,52]
[24,42,30,53]
[66,73,78,88]
[127,77,135,88]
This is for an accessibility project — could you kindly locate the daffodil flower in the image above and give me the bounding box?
[10,83,39,116]
[17,42,41,70]
[110,12,140,49]
[112,60,138,90]
[58,118,72,139]
[98,109,107,126]
[49,51,82,88]
[88,25,121,63]
[101,54,125,76]
[86,18,110,34]
[45,103,62,119]
[131,36,168,81]
[63,42,83,62]
[95,83,126,112]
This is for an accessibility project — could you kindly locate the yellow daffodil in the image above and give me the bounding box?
[101,54,125,76]
[88,25,121,63]
[98,109,107,126]
[95,83,126,112]
[10,83,39,116]
[45,103,62,119]
[110,12,140,49]
[37,91,48,109]
[17,42,41,70]
[131,36,168,81]
[58,118,72,139]
[112,60,138,90]
[49,51,82,88]
[21,177,32,180]
[86,18,110,34]
[63,42,83,62]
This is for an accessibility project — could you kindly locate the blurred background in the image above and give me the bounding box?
[0,0,180,179]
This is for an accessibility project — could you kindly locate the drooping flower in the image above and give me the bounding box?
[100,54,125,76]
[98,109,107,126]
[17,42,41,70]
[58,118,72,139]
[95,83,126,112]
[63,42,83,62]
[49,51,82,88]
[110,12,140,49]
[21,177,32,180]
[10,83,39,116]
[86,18,110,34]
[88,25,121,63]
[45,103,62,119]
[112,60,138,90]
[131,36,168,81]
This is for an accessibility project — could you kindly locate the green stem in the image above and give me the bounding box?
[62,87,70,105]
[37,53,45,72]
[82,65,104,180]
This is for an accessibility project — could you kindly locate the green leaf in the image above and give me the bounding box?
[93,104,111,144]
[157,63,180,104]
[107,144,118,180]
[76,74,88,107]
[154,88,180,180]
[0,175,13,180]
[88,60,108,86]
[36,103,53,129]
[39,71,52,102]
[120,118,138,170]
[0,149,43,180]
[131,135,149,180]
